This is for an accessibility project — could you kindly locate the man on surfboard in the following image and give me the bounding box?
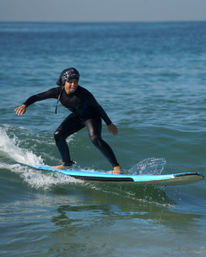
[15,67,121,174]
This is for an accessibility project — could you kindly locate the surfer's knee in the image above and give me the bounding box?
[90,134,101,147]
[54,130,63,142]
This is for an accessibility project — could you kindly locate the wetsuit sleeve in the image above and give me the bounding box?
[95,103,112,125]
[85,90,112,125]
[23,87,59,107]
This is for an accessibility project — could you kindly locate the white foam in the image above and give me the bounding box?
[0,127,43,165]
[0,127,82,189]
[0,163,81,190]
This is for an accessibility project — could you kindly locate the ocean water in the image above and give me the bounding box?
[0,21,206,256]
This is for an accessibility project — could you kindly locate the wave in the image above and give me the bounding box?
[0,126,43,166]
[0,127,82,189]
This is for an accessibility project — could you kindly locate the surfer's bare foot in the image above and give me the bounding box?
[111,165,122,174]
[52,164,72,170]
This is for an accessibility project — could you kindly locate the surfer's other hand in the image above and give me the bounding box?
[108,123,118,135]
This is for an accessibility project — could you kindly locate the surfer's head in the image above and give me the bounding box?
[56,67,80,86]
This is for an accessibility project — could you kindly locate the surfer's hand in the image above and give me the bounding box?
[108,123,118,135]
[15,104,27,116]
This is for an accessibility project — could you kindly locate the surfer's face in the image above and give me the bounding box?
[64,79,78,94]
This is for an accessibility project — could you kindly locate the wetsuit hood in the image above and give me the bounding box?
[56,67,80,86]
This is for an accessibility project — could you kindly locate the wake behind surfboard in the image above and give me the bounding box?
[32,164,204,186]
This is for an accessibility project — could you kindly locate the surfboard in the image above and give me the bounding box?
[32,164,204,185]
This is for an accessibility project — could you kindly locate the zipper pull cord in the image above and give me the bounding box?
[55,87,64,114]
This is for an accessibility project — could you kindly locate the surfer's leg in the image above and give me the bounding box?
[85,118,120,172]
[54,114,84,167]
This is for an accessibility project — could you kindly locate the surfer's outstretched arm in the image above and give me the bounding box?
[15,104,27,116]
[15,87,59,116]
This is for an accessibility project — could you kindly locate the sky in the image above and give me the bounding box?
[0,0,206,22]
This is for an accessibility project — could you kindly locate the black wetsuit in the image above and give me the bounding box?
[23,86,119,167]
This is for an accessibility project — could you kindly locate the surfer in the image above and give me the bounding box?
[15,67,121,174]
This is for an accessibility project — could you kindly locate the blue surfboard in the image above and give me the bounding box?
[32,164,204,185]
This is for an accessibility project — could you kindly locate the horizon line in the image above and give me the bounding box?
[0,19,206,24]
